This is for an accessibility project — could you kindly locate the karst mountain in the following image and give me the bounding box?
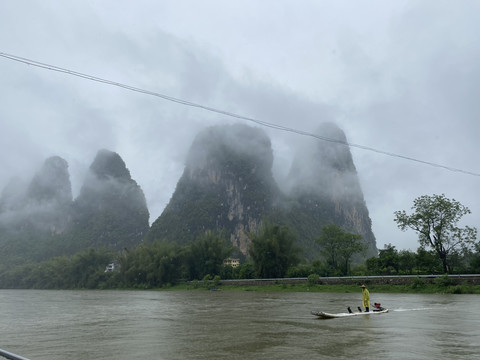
[147,123,377,259]
[0,123,377,264]
[0,150,149,264]
[147,124,283,254]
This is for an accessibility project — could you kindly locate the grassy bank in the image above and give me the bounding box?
[164,282,480,294]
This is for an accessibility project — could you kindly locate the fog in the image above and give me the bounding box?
[1,1,479,251]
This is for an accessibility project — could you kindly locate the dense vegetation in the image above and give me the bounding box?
[316,224,365,275]
[1,224,479,290]
[206,282,480,295]
[249,223,300,278]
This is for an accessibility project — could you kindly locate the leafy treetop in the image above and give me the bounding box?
[394,194,477,273]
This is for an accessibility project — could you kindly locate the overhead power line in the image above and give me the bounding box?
[1,51,479,177]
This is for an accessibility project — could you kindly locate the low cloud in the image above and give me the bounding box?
[1,1,479,251]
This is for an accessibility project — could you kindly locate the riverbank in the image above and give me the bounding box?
[209,283,480,294]
[167,275,480,294]
[166,282,480,294]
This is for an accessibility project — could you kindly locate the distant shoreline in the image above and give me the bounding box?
[218,274,480,287]
[166,283,480,294]
[2,275,479,293]
[164,274,480,294]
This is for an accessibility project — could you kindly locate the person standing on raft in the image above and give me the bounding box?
[361,284,370,312]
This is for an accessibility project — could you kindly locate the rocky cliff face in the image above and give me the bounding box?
[147,124,282,253]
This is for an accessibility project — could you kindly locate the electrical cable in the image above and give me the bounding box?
[1,51,479,177]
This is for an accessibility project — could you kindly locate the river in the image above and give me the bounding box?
[1,290,479,359]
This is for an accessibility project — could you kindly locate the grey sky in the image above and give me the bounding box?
[1,0,479,251]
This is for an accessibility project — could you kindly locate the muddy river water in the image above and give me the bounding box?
[1,290,479,359]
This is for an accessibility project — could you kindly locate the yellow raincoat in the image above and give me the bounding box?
[362,288,370,309]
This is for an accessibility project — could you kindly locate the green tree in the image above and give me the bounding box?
[378,244,399,274]
[249,223,300,278]
[238,262,256,279]
[365,256,380,275]
[416,247,442,273]
[468,243,480,273]
[398,249,416,274]
[394,194,478,273]
[187,230,233,280]
[67,248,113,288]
[116,240,184,288]
[315,224,365,275]
[338,233,365,275]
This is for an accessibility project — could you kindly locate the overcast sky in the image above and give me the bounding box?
[1,0,479,251]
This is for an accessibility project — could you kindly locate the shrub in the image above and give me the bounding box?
[434,274,452,287]
[202,274,212,288]
[307,273,320,286]
[411,277,424,289]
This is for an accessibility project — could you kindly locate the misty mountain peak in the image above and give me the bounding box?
[288,122,359,197]
[0,176,27,213]
[148,124,280,253]
[0,150,149,263]
[89,149,132,181]
[287,122,377,256]
[185,123,273,177]
[312,122,355,172]
[0,156,72,244]
[72,149,149,251]
[26,156,72,206]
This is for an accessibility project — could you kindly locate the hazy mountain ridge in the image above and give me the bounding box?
[0,156,72,236]
[0,149,149,264]
[147,123,377,260]
[0,123,377,264]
